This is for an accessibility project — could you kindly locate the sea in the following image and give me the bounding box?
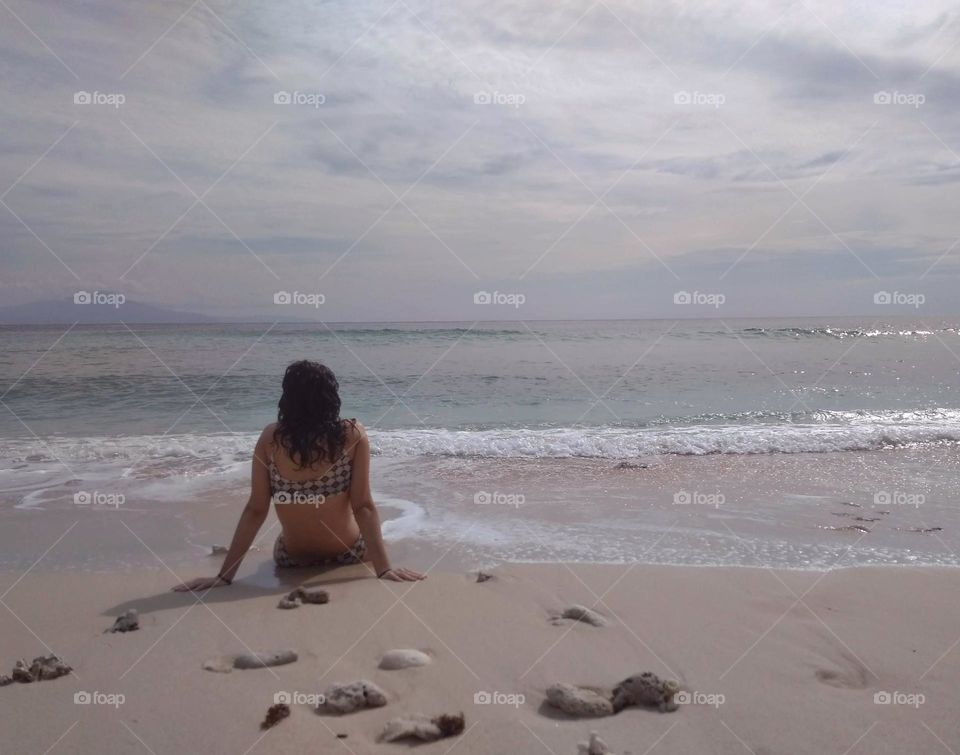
[2,317,959,573]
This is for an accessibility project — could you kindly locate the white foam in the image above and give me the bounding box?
[375,494,428,541]
[369,409,960,458]
[2,411,960,488]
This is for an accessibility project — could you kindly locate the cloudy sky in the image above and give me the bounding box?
[1,0,959,320]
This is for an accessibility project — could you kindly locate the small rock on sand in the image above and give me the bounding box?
[292,587,329,604]
[319,680,387,714]
[6,655,72,684]
[476,571,494,583]
[277,587,329,609]
[378,712,465,742]
[260,703,290,730]
[106,609,139,633]
[578,732,612,755]
[545,683,614,717]
[234,650,298,670]
[611,672,680,713]
[552,605,607,627]
[379,649,431,670]
[203,650,298,673]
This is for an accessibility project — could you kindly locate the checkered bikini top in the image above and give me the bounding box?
[269,451,353,499]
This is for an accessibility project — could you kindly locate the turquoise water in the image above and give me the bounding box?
[2,317,959,439]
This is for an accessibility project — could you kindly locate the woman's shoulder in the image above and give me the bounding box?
[341,418,366,439]
[257,423,279,447]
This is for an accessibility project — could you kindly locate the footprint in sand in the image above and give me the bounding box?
[550,605,608,627]
[813,651,871,690]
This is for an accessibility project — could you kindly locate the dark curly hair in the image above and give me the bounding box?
[274,360,350,468]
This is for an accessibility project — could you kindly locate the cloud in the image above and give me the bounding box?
[0,0,958,319]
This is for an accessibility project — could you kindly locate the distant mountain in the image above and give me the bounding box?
[0,297,220,324]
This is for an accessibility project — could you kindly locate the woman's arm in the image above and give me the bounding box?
[172,428,273,592]
[349,422,424,582]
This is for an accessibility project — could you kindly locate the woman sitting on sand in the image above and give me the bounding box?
[174,360,424,591]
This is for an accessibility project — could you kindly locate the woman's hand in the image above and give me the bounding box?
[172,575,230,592]
[378,567,425,581]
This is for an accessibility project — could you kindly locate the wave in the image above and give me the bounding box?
[4,410,959,473]
[370,410,960,458]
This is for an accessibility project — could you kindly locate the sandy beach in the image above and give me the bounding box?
[3,561,958,754]
[4,0,960,749]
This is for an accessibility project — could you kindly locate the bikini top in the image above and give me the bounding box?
[269,452,353,500]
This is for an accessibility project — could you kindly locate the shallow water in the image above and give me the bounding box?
[1,318,958,571]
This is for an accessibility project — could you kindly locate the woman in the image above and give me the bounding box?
[174,360,424,591]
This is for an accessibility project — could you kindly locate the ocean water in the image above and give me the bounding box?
[2,318,959,571]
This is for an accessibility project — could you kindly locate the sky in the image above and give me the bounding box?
[1,0,959,321]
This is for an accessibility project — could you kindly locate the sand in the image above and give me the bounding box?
[1,562,958,754]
